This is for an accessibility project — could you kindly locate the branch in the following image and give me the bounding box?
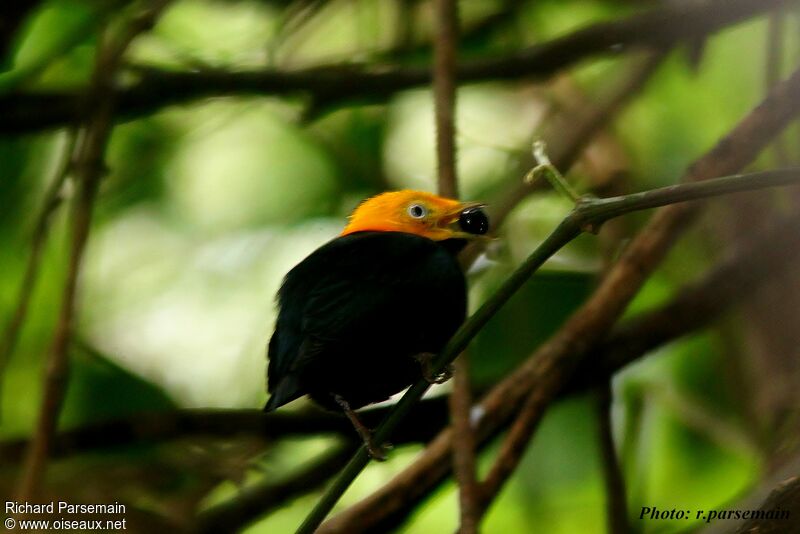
[15,0,170,502]
[765,9,792,166]
[431,2,480,532]
[486,50,665,231]
[195,443,358,533]
[11,199,797,529]
[300,164,800,533]
[0,398,454,462]
[571,210,800,394]
[433,0,459,200]
[733,476,800,533]
[0,0,788,133]
[316,67,800,533]
[0,130,77,410]
[595,382,629,534]
[475,66,800,514]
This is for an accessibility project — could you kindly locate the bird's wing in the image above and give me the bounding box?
[266,232,465,409]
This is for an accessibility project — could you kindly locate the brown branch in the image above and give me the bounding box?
[318,191,800,534]
[5,202,798,530]
[0,0,787,134]
[458,51,664,271]
[432,2,480,530]
[317,68,800,533]
[487,51,664,229]
[698,452,800,534]
[571,210,800,394]
[0,130,77,409]
[765,9,792,166]
[0,398,454,462]
[733,476,800,533]
[195,443,358,533]
[434,0,459,200]
[449,355,480,534]
[475,66,800,516]
[15,1,169,502]
[595,382,629,534]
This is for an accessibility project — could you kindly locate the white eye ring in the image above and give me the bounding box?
[407,204,427,219]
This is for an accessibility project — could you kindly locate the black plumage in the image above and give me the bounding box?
[264,231,467,412]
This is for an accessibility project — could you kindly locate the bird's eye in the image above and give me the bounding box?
[407,204,427,219]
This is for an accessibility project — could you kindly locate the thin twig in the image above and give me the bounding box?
[317,212,800,534]
[316,68,800,533]
[766,9,792,166]
[595,382,629,534]
[0,0,787,134]
[8,205,797,533]
[733,475,800,533]
[432,1,481,532]
[15,1,170,502]
[434,0,459,200]
[474,68,800,516]
[299,165,800,533]
[97,202,792,534]
[487,51,665,229]
[0,130,77,409]
[195,443,357,533]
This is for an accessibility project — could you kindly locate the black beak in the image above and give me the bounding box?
[458,206,489,235]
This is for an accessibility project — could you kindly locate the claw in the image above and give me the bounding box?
[333,394,390,461]
[414,353,453,384]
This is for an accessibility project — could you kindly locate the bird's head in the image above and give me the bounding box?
[341,190,489,241]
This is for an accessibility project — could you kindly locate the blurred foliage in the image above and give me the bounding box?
[1,0,798,532]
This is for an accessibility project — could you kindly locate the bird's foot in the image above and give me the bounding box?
[414,353,453,385]
[333,393,391,462]
[364,437,393,462]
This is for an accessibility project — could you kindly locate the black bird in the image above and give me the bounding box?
[265,190,489,457]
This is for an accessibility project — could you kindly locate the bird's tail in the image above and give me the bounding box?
[263,376,302,412]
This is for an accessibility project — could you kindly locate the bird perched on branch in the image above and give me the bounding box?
[264,190,489,458]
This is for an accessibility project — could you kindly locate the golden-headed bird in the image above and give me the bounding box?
[264,190,488,456]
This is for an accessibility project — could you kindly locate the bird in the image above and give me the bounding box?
[264,190,489,458]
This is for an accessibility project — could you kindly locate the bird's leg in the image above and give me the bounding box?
[332,394,389,461]
[414,352,453,384]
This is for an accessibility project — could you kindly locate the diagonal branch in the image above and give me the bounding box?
[15,0,170,502]
[309,206,800,533]
[5,202,797,531]
[0,130,77,410]
[300,163,800,533]
[315,67,800,533]
[195,443,358,533]
[0,398,454,462]
[0,0,787,134]
[474,68,800,516]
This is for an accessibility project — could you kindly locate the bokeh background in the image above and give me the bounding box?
[2,1,800,532]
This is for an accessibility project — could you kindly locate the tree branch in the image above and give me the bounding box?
[301,164,800,532]
[14,0,169,502]
[595,382,629,534]
[195,443,358,534]
[733,475,800,533]
[316,67,800,533]
[317,205,800,534]
[486,50,665,231]
[0,398,454,462]
[0,130,77,412]
[0,0,787,134]
[431,1,480,531]
[6,199,797,531]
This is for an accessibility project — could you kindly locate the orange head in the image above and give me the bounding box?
[341,190,489,241]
